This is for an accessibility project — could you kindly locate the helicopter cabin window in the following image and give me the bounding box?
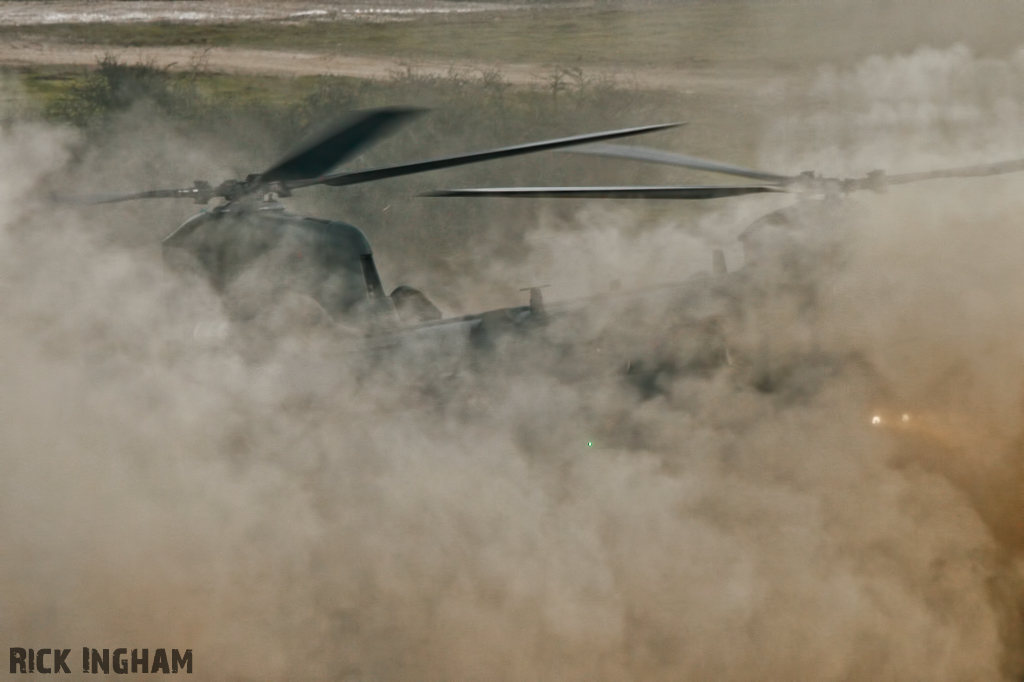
[166,212,378,322]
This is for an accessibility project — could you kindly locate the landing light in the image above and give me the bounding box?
[870,412,911,427]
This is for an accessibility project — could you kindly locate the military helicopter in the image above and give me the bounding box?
[428,144,1024,391]
[63,107,681,337]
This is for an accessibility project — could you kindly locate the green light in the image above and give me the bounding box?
[588,441,593,447]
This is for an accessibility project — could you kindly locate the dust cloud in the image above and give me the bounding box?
[2,47,1024,682]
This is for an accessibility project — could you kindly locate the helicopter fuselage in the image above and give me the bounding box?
[161,201,393,325]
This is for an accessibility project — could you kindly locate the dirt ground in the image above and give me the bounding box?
[0,40,784,95]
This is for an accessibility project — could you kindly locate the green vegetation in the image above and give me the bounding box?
[15,63,322,108]
[12,59,330,124]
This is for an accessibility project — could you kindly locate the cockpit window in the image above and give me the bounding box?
[165,212,378,321]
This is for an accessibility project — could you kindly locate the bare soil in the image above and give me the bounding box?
[0,40,785,95]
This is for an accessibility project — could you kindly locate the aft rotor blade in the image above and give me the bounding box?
[54,187,204,205]
[425,185,783,199]
[565,143,791,184]
[296,122,685,189]
[881,158,1024,187]
[260,107,424,183]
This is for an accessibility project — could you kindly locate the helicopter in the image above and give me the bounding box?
[427,143,1024,392]
[64,107,682,340]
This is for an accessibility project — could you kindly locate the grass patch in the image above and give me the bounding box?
[9,62,355,116]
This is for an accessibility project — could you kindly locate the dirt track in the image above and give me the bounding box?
[0,41,784,95]
[0,0,787,95]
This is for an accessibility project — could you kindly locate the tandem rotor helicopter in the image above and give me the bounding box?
[63,107,680,338]
[64,106,1024,388]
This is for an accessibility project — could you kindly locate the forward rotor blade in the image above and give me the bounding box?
[54,187,204,205]
[565,143,791,184]
[260,107,424,184]
[425,185,783,200]
[881,158,1024,187]
[295,122,685,189]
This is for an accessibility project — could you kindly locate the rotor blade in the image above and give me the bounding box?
[260,107,424,184]
[424,185,783,200]
[293,122,685,189]
[564,143,792,184]
[54,187,204,205]
[880,158,1024,187]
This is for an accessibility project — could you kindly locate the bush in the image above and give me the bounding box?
[45,54,198,126]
